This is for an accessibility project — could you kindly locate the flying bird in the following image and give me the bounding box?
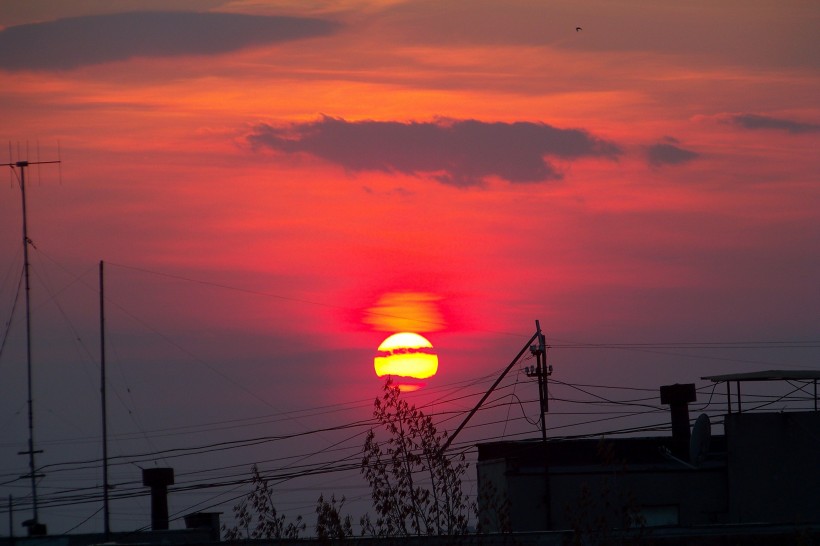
[576,26,583,32]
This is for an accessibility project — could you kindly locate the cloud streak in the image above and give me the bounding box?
[248,116,621,187]
[646,138,699,167]
[0,11,339,70]
[723,113,820,134]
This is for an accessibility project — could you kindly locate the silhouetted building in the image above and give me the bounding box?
[477,370,820,535]
[1,467,221,546]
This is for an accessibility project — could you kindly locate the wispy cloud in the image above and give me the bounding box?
[646,137,699,167]
[373,1,820,70]
[722,113,820,134]
[0,11,339,70]
[248,116,621,187]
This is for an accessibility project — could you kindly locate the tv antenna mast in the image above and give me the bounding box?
[3,152,61,536]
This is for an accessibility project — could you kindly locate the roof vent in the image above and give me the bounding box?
[660,383,697,460]
[143,468,175,530]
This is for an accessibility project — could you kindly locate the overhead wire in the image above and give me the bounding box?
[2,255,817,530]
[19,377,519,477]
[1,374,798,524]
[21,245,171,466]
[0,372,772,497]
[4,388,531,512]
[104,262,533,341]
[550,340,820,349]
[0,263,24,369]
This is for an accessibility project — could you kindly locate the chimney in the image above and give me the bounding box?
[660,383,697,459]
[142,468,174,530]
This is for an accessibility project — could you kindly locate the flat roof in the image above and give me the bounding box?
[702,369,820,382]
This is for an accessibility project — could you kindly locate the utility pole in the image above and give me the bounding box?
[526,320,550,438]
[439,326,540,454]
[438,320,554,530]
[525,320,551,529]
[3,156,60,536]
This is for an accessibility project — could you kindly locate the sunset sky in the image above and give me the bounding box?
[1,0,818,535]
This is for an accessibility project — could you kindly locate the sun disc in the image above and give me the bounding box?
[374,332,439,385]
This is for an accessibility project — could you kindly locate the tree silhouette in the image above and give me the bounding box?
[221,464,305,540]
[315,494,354,542]
[360,378,472,536]
[223,378,472,539]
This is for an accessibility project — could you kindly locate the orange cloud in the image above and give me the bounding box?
[363,291,445,332]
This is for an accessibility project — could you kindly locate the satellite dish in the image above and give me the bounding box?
[689,413,711,466]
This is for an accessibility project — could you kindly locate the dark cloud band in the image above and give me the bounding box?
[248,116,621,187]
[646,141,699,167]
[0,11,339,70]
[724,114,820,134]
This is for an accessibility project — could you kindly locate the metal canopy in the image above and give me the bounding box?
[700,369,820,413]
[702,370,820,382]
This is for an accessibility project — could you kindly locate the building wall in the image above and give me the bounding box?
[478,461,728,533]
[477,458,550,532]
[478,410,820,533]
[477,438,730,532]
[551,466,728,530]
[726,411,820,524]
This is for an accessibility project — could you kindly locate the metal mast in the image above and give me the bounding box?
[100,261,111,539]
[3,158,60,536]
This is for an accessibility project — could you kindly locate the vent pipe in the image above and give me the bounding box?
[142,468,174,530]
[660,383,697,459]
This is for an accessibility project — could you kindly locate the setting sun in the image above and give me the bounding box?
[374,332,439,391]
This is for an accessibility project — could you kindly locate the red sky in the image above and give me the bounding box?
[1,0,818,535]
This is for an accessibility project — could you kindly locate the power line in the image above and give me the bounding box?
[550,341,820,349]
[0,265,24,367]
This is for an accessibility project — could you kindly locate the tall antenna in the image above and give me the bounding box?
[2,155,61,537]
[99,261,111,540]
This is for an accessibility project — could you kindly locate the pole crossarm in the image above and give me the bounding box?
[439,322,542,455]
